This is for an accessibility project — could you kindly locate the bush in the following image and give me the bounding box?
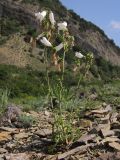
[0,36,8,45]
[0,89,10,116]
[0,18,21,36]
[0,65,48,98]
[19,113,36,127]
[95,57,120,80]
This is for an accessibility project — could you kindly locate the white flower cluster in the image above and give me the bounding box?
[35,11,47,22]
[35,10,84,59]
[75,52,84,59]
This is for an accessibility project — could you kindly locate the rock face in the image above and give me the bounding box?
[0,0,120,66]
[0,105,22,126]
[0,0,37,28]
[0,105,120,159]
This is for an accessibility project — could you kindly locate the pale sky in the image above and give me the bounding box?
[60,0,120,47]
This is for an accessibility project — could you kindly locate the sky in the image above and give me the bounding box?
[60,0,120,47]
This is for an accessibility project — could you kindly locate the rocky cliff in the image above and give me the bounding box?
[0,0,37,27]
[0,0,120,66]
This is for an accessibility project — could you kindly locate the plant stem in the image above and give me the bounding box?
[59,48,66,112]
[77,72,84,90]
[44,47,53,108]
[62,50,66,81]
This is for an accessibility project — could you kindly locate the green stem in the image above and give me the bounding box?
[77,63,84,89]
[77,74,83,89]
[62,50,66,81]
[44,48,53,108]
[59,49,66,112]
[59,79,63,112]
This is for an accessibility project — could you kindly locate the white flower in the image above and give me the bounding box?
[49,11,55,25]
[55,43,64,51]
[75,52,84,59]
[58,21,67,31]
[35,11,47,22]
[40,37,52,47]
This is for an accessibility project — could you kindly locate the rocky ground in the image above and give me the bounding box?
[0,103,120,160]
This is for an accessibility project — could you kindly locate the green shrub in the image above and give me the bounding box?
[95,57,120,80]
[19,113,36,127]
[0,89,10,116]
[0,64,48,98]
[0,36,8,45]
[0,18,21,36]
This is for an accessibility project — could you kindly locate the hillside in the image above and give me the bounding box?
[0,0,120,68]
[0,1,120,159]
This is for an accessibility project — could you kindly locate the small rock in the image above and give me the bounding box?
[102,102,107,107]
[79,119,92,128]
[105,105,112,112]
[6,142,16,149]
[0,155,4,160]
[5,153,30,160]
[44,110,50,117]
[113,129,120,136]
[110,112,118,123]
[117,114,120,122]
[35,129,52,137]
[100,114,110,123]
[5,105,21,122]
[86,109,110,119]
[109,142,120,151]
[96,153,109,160]
[91,109,109,115]
[101,137,120,143]
[0,132,12,142]
[14,132,31,140]
[88,128,98,134]
[29,127,38,133]
[97,152,120,160]
[0,148,8,154]
[75,134,96,145]
[111,122,120,129]
[30,153,43,159]
[0,127,18,134]
[98,123,110,131]
[100,129,114,137]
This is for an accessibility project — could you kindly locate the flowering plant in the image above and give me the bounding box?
[33,9,93,145]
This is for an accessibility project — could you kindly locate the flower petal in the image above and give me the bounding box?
[40,37,52,47]
[75,52,84,59]
[55,43,64,51]
[49,11,55,25]
[35,11,47,22]
[58,21,67,27]
[41,11,47,17]
[58,21,67,31]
